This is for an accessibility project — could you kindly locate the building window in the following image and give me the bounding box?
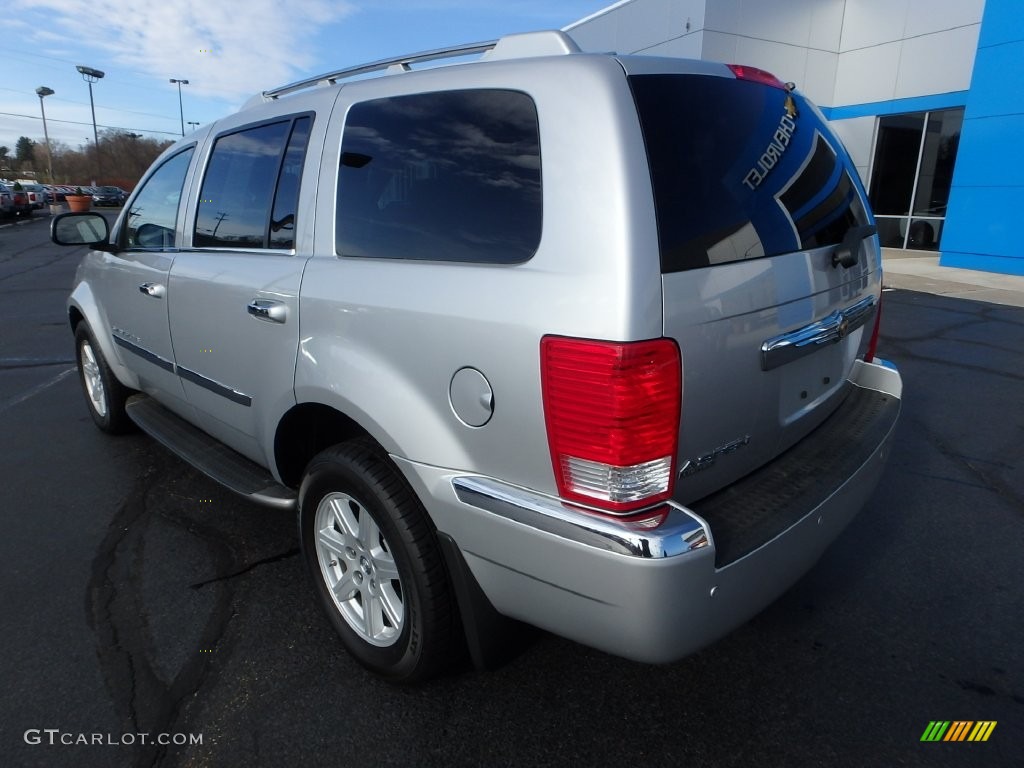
[869,108,963,251]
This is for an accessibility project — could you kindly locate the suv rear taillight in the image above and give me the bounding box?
[864,293,883,362]
[727,64,788,90]
[540,336,681,513]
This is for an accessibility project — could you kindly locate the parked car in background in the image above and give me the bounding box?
[0,185,14,218]
[18,182,49,208]
[91,186,127,207]
[0,183,32,217]
[44,185,66,202]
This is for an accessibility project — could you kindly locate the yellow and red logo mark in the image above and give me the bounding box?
[921,721,997,742]
[784,94,798,119]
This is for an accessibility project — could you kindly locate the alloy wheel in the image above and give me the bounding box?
[314,491,404,647]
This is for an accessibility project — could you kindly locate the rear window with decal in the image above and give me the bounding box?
[628,74,869,273]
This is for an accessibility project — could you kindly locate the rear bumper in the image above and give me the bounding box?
[396,359,901,664]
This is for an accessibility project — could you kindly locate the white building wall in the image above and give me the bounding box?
[834,0,983,105]
[567,0,984,108]
[892,25,981,98]
[569,0,847,106]
[839,0,984,51]
[705,0,846,48]
[567,0,707,58]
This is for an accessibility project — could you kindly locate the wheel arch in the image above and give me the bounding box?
[274,401,377,489]
[67,287,140,391]
[68,304,85,332]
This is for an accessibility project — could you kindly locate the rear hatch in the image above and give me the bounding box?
[625,62,879,504]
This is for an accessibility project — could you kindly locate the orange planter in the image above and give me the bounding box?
[66,195,92,212]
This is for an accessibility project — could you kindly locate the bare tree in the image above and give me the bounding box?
[43,132,173,189]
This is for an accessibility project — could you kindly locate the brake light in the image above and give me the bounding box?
[540,336,681,513]
[727,64,788,90]
[864,294,883,362]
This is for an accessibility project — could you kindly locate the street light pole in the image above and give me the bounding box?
[187,121,200,131]
[169,78,189,136]
[35,86,54,182]
[76,65,104,181]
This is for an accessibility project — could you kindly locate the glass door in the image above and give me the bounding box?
[868,109,963,250]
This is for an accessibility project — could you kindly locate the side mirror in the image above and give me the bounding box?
[51,212,115,252]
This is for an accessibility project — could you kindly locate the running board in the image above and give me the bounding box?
[125,394,297,511]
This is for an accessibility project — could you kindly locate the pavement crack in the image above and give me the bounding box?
[87,465,239,768]
[908,413,1024,515]
[190,547,301,590]
[87,469,159,735]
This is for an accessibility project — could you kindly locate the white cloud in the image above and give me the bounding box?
[23,0,357,101]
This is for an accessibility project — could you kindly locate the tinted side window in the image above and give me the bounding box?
[194,116,313,250]
[629,75,868,272]
[124,148,194,249]
[336,89,542,264]
[269,117,312,250]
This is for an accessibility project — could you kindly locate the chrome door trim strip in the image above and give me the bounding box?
[111,333,252,406]
[176,365,252,407]
[111,334,175,373]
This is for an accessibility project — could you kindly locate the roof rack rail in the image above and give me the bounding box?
[250,30,580,106]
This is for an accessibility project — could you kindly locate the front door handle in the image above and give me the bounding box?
[138,282,165,298]
[247,299,287,324]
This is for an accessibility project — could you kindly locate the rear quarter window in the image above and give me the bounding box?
[629,74,868,273]
[335,89,542,264]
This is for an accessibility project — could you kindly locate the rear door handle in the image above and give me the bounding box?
[138,282,165,298]
[247,299,287,324]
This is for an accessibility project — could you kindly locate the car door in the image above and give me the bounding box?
[99,146,196,414]
[167,112,318,467]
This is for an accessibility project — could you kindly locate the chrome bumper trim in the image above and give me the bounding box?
[452,476,711,559]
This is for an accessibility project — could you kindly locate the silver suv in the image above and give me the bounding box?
[52,31,902,682]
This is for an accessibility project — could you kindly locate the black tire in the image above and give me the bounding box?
[74,323,135,434]
[298,439,457,683]
[908,220,935,249]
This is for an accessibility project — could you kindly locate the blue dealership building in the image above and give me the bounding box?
[568,0,1024,276]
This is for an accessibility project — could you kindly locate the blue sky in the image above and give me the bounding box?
[3,0,614,153]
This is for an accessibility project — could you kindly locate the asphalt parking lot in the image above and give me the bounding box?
[1,213,1021,767]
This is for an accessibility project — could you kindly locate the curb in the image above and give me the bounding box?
[882,249,1024,308]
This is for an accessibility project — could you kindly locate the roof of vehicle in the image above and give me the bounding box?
[242,30,581,110]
